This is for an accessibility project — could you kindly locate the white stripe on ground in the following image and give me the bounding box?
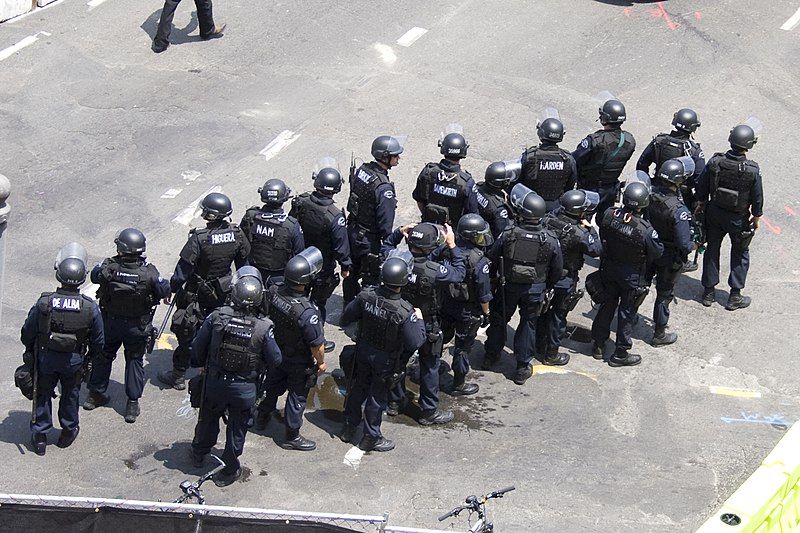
[181,170,201,182]
[781,7,800,30]
[372,43,397,65]
[87,0,109,10]
[396,27,428,47]
[0,32,51,62]
[259,130,300,161]
[5,1,65,23]
[343,447,365,470]
[172,185,222,225]
[160,188,183,199]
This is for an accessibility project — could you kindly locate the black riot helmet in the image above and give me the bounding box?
[438,133,469,159]
[259,178,291,205]
[457,213,493,247]
[559,189,588,217]
[313,168,343,195]
[115,228,146,256]
[622,182,650,210]
[599,99,627,125]
[657,158,690,187]
[537,118,565,143]
[484,162,511,190]
[510,183,546,221]
[672,108,700,133]
[230,276,264,310]
[728,124,757,151]
[406,223,445,252]
[201,192,233,221]
[381,255,412,288]
[284,247,324,286]
[56,257,87,286]
[371,135,404,163]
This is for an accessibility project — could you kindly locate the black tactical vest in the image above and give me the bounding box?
[447,247,484,303]
[246,209,296,271]
[401,258,441,318]
[192,225,243,280]
[348,163,391,232]
[213,308,270,376]
[502,225,554,284]
[358,287,414,352]
[544,214,586,275]
[267,285,311,359]
[578,129,636,184]
[36,290,94,353]
[418,162,470,224]
[652,134,691,173]
[521,147,573,201]
[601,209,648,266]
[708,153,758,214]
[97,258,154,317]
[649,192,682,246]
[476,183,509,233]
[292,193,341,257]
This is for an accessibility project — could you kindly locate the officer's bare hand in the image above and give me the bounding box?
[580,219,592,228]
[341,269,350,279]
[399,224,415,237]
[750,216,760,230]
[414,308,423,320]
[317,361,327,374]
[444,224,456,248]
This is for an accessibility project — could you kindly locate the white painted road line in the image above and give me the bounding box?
[343,446,365,470]
[172,184,221,225]
[0,32,51,62]
[781,7,800,30]
[372,43,397,65]
[259,130,300,161]
[396,26,428,47]
[5,0,66,23]
[160,188,183,199]
[87,0,110,10]
[181,170,201,182]
[80,283,99,299]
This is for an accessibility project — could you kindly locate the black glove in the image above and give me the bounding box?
[480,313,490,328]
[22,350,33,366]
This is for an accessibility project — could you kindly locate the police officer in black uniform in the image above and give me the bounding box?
[21,244,104,455]
[474,162,514,239]
[538,190,602,365]
[382,222,465,425]
[343,136,402,304]
[159,193,250,390]
[258,248,327,450]
[647,159,697,346]
[441,214,493,395]
[695,124,764,311]
[573,99,637,220]
[190,270,282,487]
[289,165,352,353]
[520,117,577,213]
[339,256,426,452]
[484,186,563,384]
[84,229,170,422]
[590,182,664,366]
[412,129,480,225]
[240,178,305,286]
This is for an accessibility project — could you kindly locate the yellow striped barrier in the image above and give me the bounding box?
[697,422,800,532]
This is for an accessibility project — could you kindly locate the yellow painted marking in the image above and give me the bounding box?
[709,386,761,398]
[530,364,597,382]
[156,333,177,351]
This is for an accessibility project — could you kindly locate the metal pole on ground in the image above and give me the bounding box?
[0,174,11,327]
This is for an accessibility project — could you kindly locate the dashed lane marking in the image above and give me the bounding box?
[531,364,598,382]
[87,0,110,11]
[396,27,428,47]
[0,32,51,62]
[5,1,65,23]
[780,6,800,30]
[160,188,183,199]
[181,170,201,182]
[372,43,397,65]
[172,184,222,225]
[259,130,300,162]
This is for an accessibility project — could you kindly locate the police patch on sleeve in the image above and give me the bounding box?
[588,234,595,244]
[652,229,659,239]
[269,328,275,338]
[310,315,319,325]
[581,138,589,149]
[499,209,508,218]
[337,216,346,226]
[482,264,490,274]
[679,211,689,221]
[439,265,447,274]
[410,313,417,323]
[383,190,395,199]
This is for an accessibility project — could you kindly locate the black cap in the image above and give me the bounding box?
[115,228,146,255]
[313,168,343,194]
[56,257,87,286]
[371,136,404,162]
[457,213,493,247]
[406,223,445,252]
[728,124,757,151]
[201,192,233,220]
[672,108,700,133]
[623,182,650,209]
[599,99,626,125]
[381,256,411,287]
[259,179,291,205]
[438,133,469,159]
[537,118,565,143]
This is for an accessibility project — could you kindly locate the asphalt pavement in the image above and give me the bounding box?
[1,0,799,531]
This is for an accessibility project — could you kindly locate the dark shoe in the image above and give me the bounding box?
[151,41,169,53]
[158,370,186,391]
[201,23,226,41]
[419,409,454,426]
[358,436,395,452]
[56,427,80,448]
[701,287,716,307]
[451,382,479,396]
[512,364,533,385]
[340,423,357,443]
[386,400,405,417]
[682,260,698,273]
[324,340,336,353]
[190,449,206,468]
[543,350,569,366]
[651,329,678,347]
[726,292,751,311]
[482,353,499,370]
[82,391,109,411]
[31,433,46,456]
[280,430,316,451]
[591,341,605,360]
[124,399,140,423]
[253,409,274,431]
[608,350,642,367]
[213,467,242,487]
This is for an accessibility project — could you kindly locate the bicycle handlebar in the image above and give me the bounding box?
[489,486,515,498]
[438,506,465,522]
[198,454,226,485]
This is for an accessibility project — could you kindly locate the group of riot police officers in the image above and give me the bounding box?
[17,96,764,487]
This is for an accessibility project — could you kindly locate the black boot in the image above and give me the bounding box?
[419,409,454,426]
[324,340,336,353]
[158,369,186,391]
[124,399,141,423]
[591,340,605,360]
[543,347,569,366]
[340,422,357,443]
[608,349,641,367]
[190,448,206,468]
[451,373,479,396]
[651,328,678,347]
[280,428,316,451]
[682,260,698,273]
[512,364,532,385]
[213,467,242,487]
[82,391,109,410]
[482,353,499,370]
[726,290,751,311]
[31,433,46,456]
[386,400,406,417]
[701,287,716,307]
[358,436,395,452]
[56,427,80,448]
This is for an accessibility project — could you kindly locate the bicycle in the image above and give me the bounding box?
[173,454,226,505]
[438,486,515,532]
